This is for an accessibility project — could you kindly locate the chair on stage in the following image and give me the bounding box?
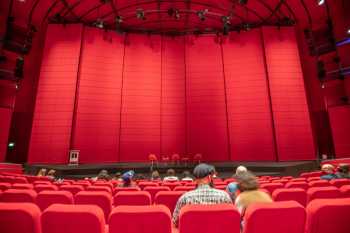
[193,154,202,164]
[161,155,170,166]
[171,154,180,165]
[148,154,158,171]
[181,155,191,167]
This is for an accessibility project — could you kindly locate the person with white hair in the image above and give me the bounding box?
[235,165,248,176]
[320,164,336,180]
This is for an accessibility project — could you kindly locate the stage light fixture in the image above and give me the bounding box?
[347,28,350,35]
[197,9,208,21]
[174,9,180,20]
[242,22,251,31]
[318,0,325,6]
[8,142,15,149]
[136,8,146,20]
[95,18,104,29]
[239,0,248,5]
[14,56,24,78]
[115,15,123,24]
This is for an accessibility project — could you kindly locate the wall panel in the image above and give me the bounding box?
[222,30,276,161]
[0,108,12,162]
[72,28,124,163]
[262,27,315,161]
[28,24,82,164]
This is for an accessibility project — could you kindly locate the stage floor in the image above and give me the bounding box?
[25,160,318,179]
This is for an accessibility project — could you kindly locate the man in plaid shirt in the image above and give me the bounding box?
[172,163,232,226]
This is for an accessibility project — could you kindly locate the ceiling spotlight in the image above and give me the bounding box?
[197,9,208,21]
[136,8,146,20]
[115,15,123,24]
[318,0,325,6]
[347,28,350,35]
[239,0,248,5]
[174,9,180,20]
[95,18,104,29]
[223,23,230,36]
[242,22,251,31]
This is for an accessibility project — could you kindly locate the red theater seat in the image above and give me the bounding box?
[162,182,181,190]
[60,185,84,196]
[86,186,111,193]
[307,177,321,182]
[0,176,15,184]
[36,190,74,211]
[307,187,341,203]
[143,186,170,203]
[260,183,284,194]
[113,187,140,195]
[243,201,306,233]
[329,179,350,188]
[305,198,350,233]
[113,191,151,206]
[154,191,185,213]
[1,189,37,203]
[75,181,91,188]
[174,186,195,192]
[290,178,307,182]
[309,180,331,188]
[285,182,309,190]
[34,184,58,193]
[272,188,307,207]
[0,203,41,233]
[12,183,34,190]
[13,177,28,184]
[109,205,172,233]
[42,204,105,233]
[93,182,113,190]
[179,204,240,233]
[33,181,52,186]
[339,185,350,197]
[75,191,112,221]
[138,182,158,190]
[0,182,11,191]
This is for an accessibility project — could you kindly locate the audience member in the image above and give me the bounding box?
[320,164,337,180]
[163,169,179,181]
[151,170,161,181]
[113,172,122,181]
[37,168,47,177]
[226,182,239,201]
[119,170,136,187]
[172,163,232,226]
[235,165,248,176]
[47,169,56,180]
[181,170,193,181]
[96,169,111,180]
[335,164,350,179]
[234,171,273,215]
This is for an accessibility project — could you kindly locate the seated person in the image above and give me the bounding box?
[47,169,56,180]
[119,170,136,187]
[234,165,248,177]
[335,164,350,179]
[163,169,179,181]
[172,163,232,226]
[234,171,273,215]
[37,168,47,177]
[320,164,336,180]
[93,169,111,181]
[226,182,239,201]
[113,172,122,181]
[151,170,161,181]
[181,170,193,181]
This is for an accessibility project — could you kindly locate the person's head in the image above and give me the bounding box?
[182,170,192,178]
[226,182,239,200]
[321,164,334,174]
[114,172,122,179]
[337,164,349,174]
[236,171,259,192]
[37,168,47,176]
[193,163,215,186]
[47,169,56,177]
[122,170,135,186]
[166,169,176,177]
[97,170,110,180]
[235,166,248,176]
[151,170,160,179]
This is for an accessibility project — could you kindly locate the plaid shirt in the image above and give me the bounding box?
[172,184,232,226]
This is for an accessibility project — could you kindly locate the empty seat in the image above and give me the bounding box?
[162,182,181,190]
[243,201,306,233]
[260,183,284,194]
[11,183,34,190]
[109,205,171,233]
[42,204,105,233]
[179,204,240,233]
[0,176,15,184]
[75,181,91,189]
[272,188,307,206]
[305,198,350,233]
[33,181,52,186]
[339,185,350,197]
[213,181,227,186]
[113,187,140,195]
[0,203,41,233]
[290,178,307,182]
[307,187,341,203]
[34,184,58,193]
[0,183,11,191]
[113,191,151,206]
[309,180,330,188]
[307,177,321,182]
[329,179,350,188]
[143,186,170,203]
[93,182,113,190]
[174,186,195,192]
[272,179,289,184]
[154,191,185,213]
[138,182,158,190]
[1,189,37,203]
[60,185,84,195]
[285,182,309,190]
[86,186,111,193]
[13,177,28,184]
[36,190,74,211]
[75,191,112,221]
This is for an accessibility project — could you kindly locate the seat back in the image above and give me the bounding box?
[307,187,341,203]
[329,179,350,188]
[59,185,84,196]
[243,201,306,233]
[138,182,158,190]
[285,182,309,190]
[36,190,74,211]
[154,191,185,213]
[272,188,307,206]
[143,186,171,203]
[1,189,37,203]
[0,203,41,233]
[42,204,105,233]
[13,177,28,184]
[260,183,284,194]
[179,204,240,233]
[113,191,151,206]
[109,205,171,233]
[174,186,195,192]
[86,186,111,194]
[75,191,112,221]
[113,186,140,195]
[339,185,350,197]
[0,182,11,191]
[34,184,58,193]
[309,180,330,188]
[11,183,34,190]
[305,198,350,233]
[162,182,181,190]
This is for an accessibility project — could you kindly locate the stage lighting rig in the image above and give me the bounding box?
[317,0,325,6]
[239,0,248,5]
[136,9,146,20]
[167,8,180,20]
[221,16,231,35]
[196,9,208,21]
[94,18,104,29]
[115,15,123,24]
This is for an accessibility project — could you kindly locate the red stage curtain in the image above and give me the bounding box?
[161,37,186,155]
[262,27,315,161]
[328,106,350,158]
[222,30,276,161]
[28,24,83,164]
[0,108,12,162]
[119,34,162,162]
[72,28,125,163]
[185,36,229,161]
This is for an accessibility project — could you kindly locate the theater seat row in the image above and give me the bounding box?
[1,199,350,233]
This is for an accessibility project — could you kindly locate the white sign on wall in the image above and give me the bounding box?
[69,150,80,165]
